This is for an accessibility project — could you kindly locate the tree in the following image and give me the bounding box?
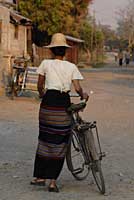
[80,18,104,63]
[100,25,120,50]
[79,20,92,61]
[18,0,74,35]
[18,0,93,36]
[70,0,93,36]
[17,0,94,45]
[117,0,134,48]
[17,0,94,46]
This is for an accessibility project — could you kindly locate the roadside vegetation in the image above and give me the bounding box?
[16,0,104,66]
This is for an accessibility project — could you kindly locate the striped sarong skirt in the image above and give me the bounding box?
[33,90,72,179]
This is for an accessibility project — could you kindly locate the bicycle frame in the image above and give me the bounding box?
[66,101,106,194]
[71,110,105,161]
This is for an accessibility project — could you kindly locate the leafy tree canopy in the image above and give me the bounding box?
[18,0,92,36]
[80,19,104,51]
[19,0,74,35]
[18,0,97,48]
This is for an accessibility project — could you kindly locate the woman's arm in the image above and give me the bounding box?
[37,74,45,98]
[72,79,89,101]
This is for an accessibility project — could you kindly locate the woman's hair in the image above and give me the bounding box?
[50,46,67,56]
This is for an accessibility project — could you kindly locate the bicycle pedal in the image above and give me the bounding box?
[99,152,106,159]
[101,152,106,157]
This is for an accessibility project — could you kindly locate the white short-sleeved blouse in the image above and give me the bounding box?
[37,59,83,92]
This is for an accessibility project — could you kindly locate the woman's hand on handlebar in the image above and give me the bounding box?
[81,92,89,102]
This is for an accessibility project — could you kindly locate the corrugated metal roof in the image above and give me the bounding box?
[65,35,84,43]
[10,10,31,25]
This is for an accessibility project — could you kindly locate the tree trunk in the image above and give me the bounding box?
[85,48,91,64]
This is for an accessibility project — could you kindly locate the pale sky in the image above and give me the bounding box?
[91,0,129,29]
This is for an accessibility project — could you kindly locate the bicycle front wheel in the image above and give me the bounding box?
[84,129,105,194]
[91,160,105,194]
[66,131,90,180]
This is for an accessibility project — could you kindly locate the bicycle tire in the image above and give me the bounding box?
[12,71,23,97]
[91,160,105,194]
[66,131,90,180]
[84,129,105,194]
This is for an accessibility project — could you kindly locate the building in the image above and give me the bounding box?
[65,35,84,64]
[33,35,84,66]
[0,2,32,94]
[0,4,31,58]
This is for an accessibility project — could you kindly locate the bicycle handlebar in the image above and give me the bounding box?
[67,101,86,113]
[68,91,94,113]
[69,91,94,98]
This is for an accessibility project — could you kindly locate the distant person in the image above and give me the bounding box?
[114,52,118,62]
[124,49,130,66]
[131,50,134,62]
[118,50,123,66]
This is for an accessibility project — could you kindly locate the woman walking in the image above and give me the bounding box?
[31,33,89,192]
[125,49,130,67]
[118,49,123,66]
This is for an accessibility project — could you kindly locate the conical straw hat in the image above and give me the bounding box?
[45,33,71,48]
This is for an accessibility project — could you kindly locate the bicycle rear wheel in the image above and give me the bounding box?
[84,129,105,194]
[66,131,90,180]
[12,71,23,97]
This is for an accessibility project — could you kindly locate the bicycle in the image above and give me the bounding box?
[66,99,106,194]
[12,57,30,97]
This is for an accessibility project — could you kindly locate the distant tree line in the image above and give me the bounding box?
[117,0,134,51]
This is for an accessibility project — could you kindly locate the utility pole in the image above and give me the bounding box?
[92,10,96,64]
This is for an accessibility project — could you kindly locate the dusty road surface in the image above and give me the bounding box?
[0,66,134,200]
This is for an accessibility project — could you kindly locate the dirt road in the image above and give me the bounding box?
[0,66,134,200]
